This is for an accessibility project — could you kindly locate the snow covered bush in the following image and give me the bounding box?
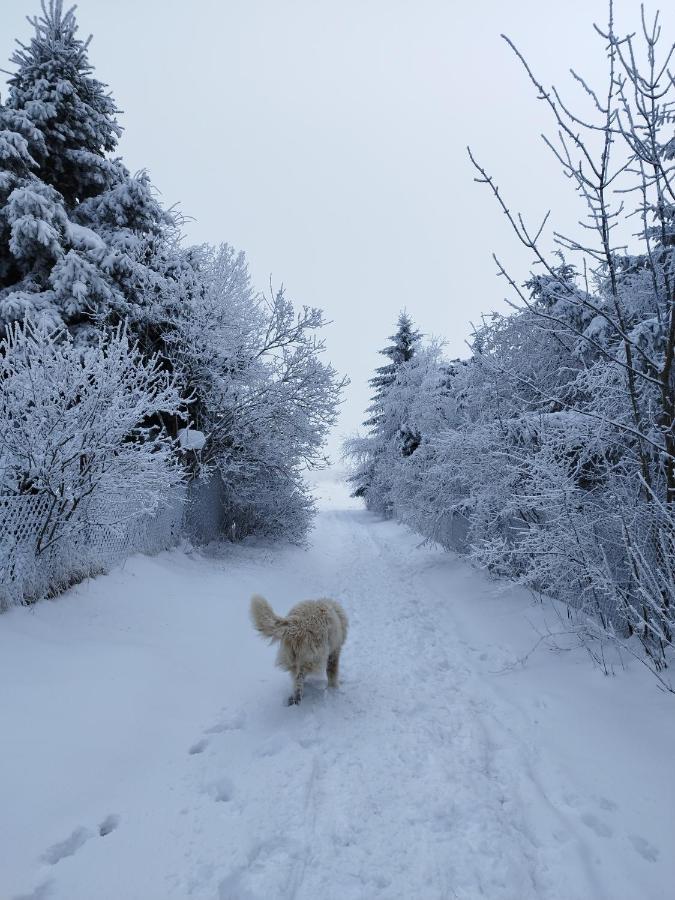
[458,7,675,671]
[169,244,346,540]
[351,7,675,679]
[0,319,185,557]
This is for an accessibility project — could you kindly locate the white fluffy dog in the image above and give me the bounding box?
[250,595,348,705]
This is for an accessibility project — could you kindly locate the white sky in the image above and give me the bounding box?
[2,0,673,458]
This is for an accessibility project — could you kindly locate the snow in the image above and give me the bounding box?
[178,427,207,451]
[1,477,673,900]
[65,221,106,253]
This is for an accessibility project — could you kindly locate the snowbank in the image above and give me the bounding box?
[1,480,673,899]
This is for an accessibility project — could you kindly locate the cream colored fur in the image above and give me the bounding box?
[250,594,348,705]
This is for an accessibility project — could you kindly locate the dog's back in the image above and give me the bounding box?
[250,595,348,704]
[250,596,347,650]
[283,599,347,655]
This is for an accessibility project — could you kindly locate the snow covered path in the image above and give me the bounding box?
[2,480,674,900]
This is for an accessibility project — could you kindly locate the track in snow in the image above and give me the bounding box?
[1,480,672,900]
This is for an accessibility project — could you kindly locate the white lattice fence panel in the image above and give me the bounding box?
[0,494,52,608]
[0,491,186,610]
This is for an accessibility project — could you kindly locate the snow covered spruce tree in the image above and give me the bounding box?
[0,1,194,348]
[169,244,346,541]
[345,312,421,514]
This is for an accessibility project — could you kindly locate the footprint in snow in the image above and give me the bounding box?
[218,837,299,899]
[629,834,659,862]
[205,709,247,734]
[12,880,53,900]
[218,872,258,900]
[42,827,91,865]
[552,828,572,844]
[255,734,289,757]
[204,776,235,803]
[41,813,120,866]
[189,738,209,755]
[98,814,119,837]
[581,813,613,838]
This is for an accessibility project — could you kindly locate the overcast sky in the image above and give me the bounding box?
[2,0,673,458]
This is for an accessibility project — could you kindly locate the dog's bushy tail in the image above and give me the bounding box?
[250,595,287,641]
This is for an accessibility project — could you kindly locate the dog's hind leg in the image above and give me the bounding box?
[287,669,306,706]
[327,649,340,688]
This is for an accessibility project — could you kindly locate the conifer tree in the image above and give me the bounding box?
[5,0,122,205]
[0,1,194,346]
[365,312,421,430]
[346,312,421,505]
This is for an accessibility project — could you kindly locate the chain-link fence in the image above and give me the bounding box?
[0,476,231,610]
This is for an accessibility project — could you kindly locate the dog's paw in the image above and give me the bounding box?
[286,695,301,706]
